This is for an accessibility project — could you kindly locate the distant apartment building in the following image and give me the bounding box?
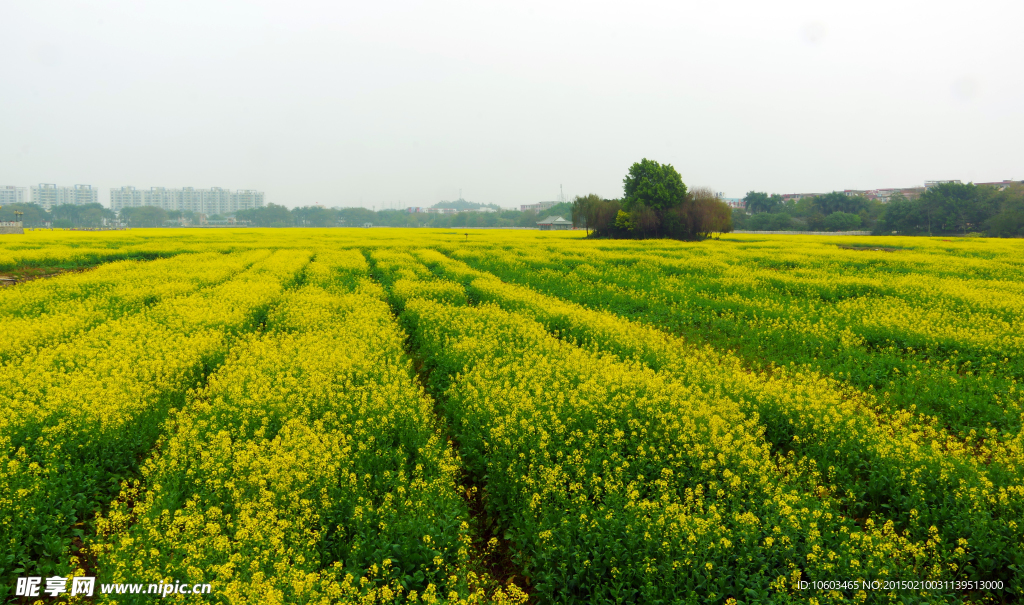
[829,179,1021,203]
[721,197,745,209]
[782,181,938,204]
[231,190,264,213]
[110,187,265,214]
[779,192,826,203]
[843,187,926,202]
[0,186,28,205]
[110,186,145,209]
[520,201,557,212]
[405,207,457,214]
[32,184,61,209]
[974,180,1023,190]
[143,187,176,211]
[29,184,98,210]
[74,184,99,206]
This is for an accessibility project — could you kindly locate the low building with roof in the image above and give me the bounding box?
[537,215,573,230]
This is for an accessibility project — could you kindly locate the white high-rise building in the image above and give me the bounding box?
[110,186,144,210]
[180,187,203,213]
[110,186,265,214]
[202,187,233,215]
[73,184,99,206]
[0,186,28,205]
[232,190,264,212]
[30,184,98,210]
[143,187,180,211]
[31,184,61,210]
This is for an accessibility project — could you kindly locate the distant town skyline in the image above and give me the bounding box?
[2,177,1022,213]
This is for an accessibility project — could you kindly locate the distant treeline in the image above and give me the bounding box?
[0,201,575,229]
[878,182,1024,236]
[8,180,1016,237]
[236,203,574,229]
[0,203,115,228]
[734,182,1024,237]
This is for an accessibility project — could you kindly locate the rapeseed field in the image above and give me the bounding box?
[1,228,1020,604]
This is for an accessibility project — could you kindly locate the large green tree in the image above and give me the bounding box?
[586,159,732,240]
[292,206,340,227]
[875,193,919,234]
[622,158,688,213]
[235,203,294,227]
[120,206,168,227]
[52,203,115,227]
[983,184,1024,237]
[743,191,782,214]
[919,182,987,234]
[823,211,862,231]
[572,193,603,235]
[812,191,868,215]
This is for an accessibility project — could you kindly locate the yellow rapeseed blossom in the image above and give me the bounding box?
[0,229,1019,603]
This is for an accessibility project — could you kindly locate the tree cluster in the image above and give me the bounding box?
[236,203,565,229]
[733,183,1024,237]
[571,159,732,240]
[876,182,1024,237]
[733,190,884,232]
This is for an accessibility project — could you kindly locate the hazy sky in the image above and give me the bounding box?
[2,1,1022,209]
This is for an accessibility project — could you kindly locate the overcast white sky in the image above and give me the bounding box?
[2,0,1022,209]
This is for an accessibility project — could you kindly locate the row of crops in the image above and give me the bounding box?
[1,229,1021,603]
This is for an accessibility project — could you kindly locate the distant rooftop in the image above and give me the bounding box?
[537,215,572,225]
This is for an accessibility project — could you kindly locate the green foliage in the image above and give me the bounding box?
[687,188,733,238]
[51,203,117,228]
[745,213,794,231]
[730,207,748,230]
[874,183,1024,236]
[743,191,783,214]
[622,158,688,213]
[592,161,730,240]
[572,195,621,236]
[120,206,168,228]
[292,206,340,227]
[585,199,625,236]
[571,194,600,233]
[823,211,862,231]
[875,193,917,234]
[431,198,501,211]
[235,203,294,227]
[0,203,51,227]
[813,192,869,216]
[613,209,634,231]
[925,182,988,234]
[984,186,1024,237]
